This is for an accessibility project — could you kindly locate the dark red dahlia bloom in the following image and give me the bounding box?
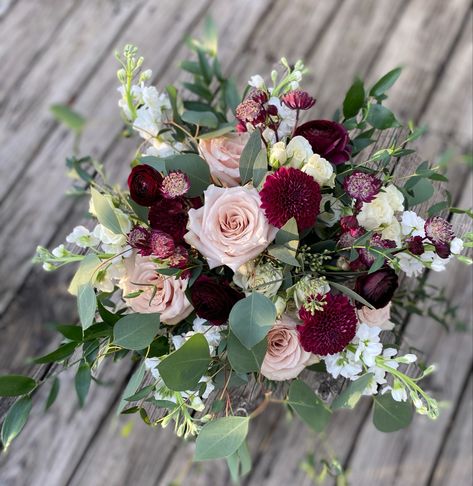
[343,171,382,202]
[190,275,244,325]
[128,164,163,206]
[297,293,357,356]
[149,198,189,243]
[160,170,190,199]
[294,120,351,165]
[260,167,321,231]
[407,236,425,256]
[354,267,398,309]
[282,90,316,110]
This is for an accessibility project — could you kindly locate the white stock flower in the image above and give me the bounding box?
[95,260,126,293]
[133,87,170,141]
[192,317,223,350]
[286,136,313,168]
[358,185,404,231]
[268,97,296,139]
[401,211,426,238]
[383,185,405,212]
[51,244,68,258]
[353,324,383,367]
[325,351,362,380]
[396,252,424,277]
[421,251,450,272]
[248,74,265,89]
[450,237,464,254]
[66,225,100,248]
[233,260,283,298]
[301,154,334,187]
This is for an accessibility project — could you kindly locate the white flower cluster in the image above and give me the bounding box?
[171,317,223,356]
[233,260,283,298]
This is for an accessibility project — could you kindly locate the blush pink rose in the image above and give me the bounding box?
[261,314,318,381]
[199,132,250,187]
[119,252,193,325]
[185,185,277,272]
[357,302,394,331]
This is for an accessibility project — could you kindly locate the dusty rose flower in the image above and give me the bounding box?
[261,314,318,381]
[185,185,277,272]
[357,302,394,331]
[199,133,250,187]
[119,252,193,325]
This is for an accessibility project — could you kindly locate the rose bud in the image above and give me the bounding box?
[354,267,399,309]
[128,164,163,206]
[294,119,351,165]
[190,275,244,325]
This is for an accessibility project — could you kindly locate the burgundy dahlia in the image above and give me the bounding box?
[160,170,190,199]
[128,164,163,206]
[282,90,316,110]
[190,275,244,325]
[354,267,398,309]
[248,89,269,105]
[149,198,189,243]
[297,293,357,356]
[294,120,351,165]
[343,171,382,203]
[407,236,425,256]
[259,167,322,231]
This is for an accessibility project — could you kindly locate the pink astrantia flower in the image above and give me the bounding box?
[160,170,190,199]
[343,171,382,203]
[425,216,455,259]
[281,90,316,110]
[259,167,322,231]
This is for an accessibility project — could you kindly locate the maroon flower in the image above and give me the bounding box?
[282,90,316,110]
[160,170,190,199]
[168,245,189,269]
[407,236,425,256]
[128,226,149,250]
[248,89,269,105]
[190,275,244,325]
[148,230,175,258]
[354,267,398,309]
[340,215,359,233]
[128,164,163,206]
[235,98,266,126]
[343,171,382,202]
[149,198,189,243]
[259,167,321,231]
[297,293,357,356]
[358,234,396,267]
[425,216,454,259]
[294,120,351,165]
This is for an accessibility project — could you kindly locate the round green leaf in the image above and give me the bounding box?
[366,104,398,130]
[227,332,267,373]
[0,375,36,397]
[158,333,211,391]
[373,394,413,432]
[113,313,160,350]
[195,416,249,461]
[1,396,32,450]
[332,373,374,410]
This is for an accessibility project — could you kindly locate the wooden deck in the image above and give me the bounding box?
[0,1,471,485]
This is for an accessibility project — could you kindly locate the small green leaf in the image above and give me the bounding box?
[50,104,85,133]
[239,130,262,184]
[158,334,211,391]
[268,245,300,267]
[329,281,374,309]
[165,154,211,197]
[32,342,77,364]
[45,377,60,411]
[0,375,36,397]
[343,78,365,118]
[227,332,267,373]
[68,254,101,295]
[288,380,331,432]
[223,79,240,114]
[198,123,235,140]
[1,396,32,450]
[117,361,145,415]
[195,416,249,461]
[369,67,402,98]
[56,324,83,342]
[77,283,96,330]
[368,252,386,274]
[75,361,91,408]
[373,394,413,432]
[181,110,218,128]
[332,373,374,409]
[113,313,160,351]
[139,155,166,172]
[367,104,398,130]
[252,149,268,187]
[229,293,276,349]
[90,187,123,235]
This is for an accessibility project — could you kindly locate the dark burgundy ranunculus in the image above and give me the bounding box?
[149,198,189,243]
[354,267,398,309]
[128,164,163,206]
[294,120,351,165]
[190,275,244,325]
[407,236,425,256]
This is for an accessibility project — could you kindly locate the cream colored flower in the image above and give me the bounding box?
[269,141,287,168]
[233,260,283,298]
[286,136,313,168]
[301,154,334,187]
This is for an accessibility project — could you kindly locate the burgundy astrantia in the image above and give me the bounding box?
[127,226,175,258]
[259,167,321,231]
[343,171,382,202]
[128,164,163,206]
[425,216,454,259]
[160,170,190,199]
[294,120,351,165]
[235,98,266,126]
[190,275,244,325]
[358,234,396,267]
[149,198,189,243]
[354,267,398,309]
[297,293,357,356]
[282,90,316,110]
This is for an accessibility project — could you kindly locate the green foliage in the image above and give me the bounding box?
[343,78,365,118]
[77,283,96,330]
[165,154,211,197]
[252,149,269,187]
[113,313,160,350]
[32,342,78,364]
[268,217,300,266]
[366,104,399,129]
[369,67,402,98]
[239,130,262,184]
[75,361,92,408]
[372,394,413,432]
[117,361,145,415]
[332,373,374,409]
[195,416,249,461]
[181,110,218,128]
[50,104,86,134]
[1,396,32,450]
[227,441,252,482]
[90,187,123,235]
[229,293,276,349]
[0,375,36,397]
[227,332,267,373]
[68,254,101,295]
[45,377,60,411]
[287,380,332,432]
[158,334,211,391]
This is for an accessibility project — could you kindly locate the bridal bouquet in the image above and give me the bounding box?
[1,22,470,479]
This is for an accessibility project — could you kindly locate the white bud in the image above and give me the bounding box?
[269,141,287,168]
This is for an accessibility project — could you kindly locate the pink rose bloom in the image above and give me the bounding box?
[357,302,394,331]
[199,132,250,187]
[119,252,193,325]
[185,185,277,272]
[261,314,318,381]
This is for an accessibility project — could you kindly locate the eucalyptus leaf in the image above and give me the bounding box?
[113,313,160,351]
[252,149,268,187]
[239,130,262,184]
[32,342,78,364]
[181,110,218,128]
[50,104,85,133]
[90,187,123,235]
[45,377,60,411]
[0,375,36,397]
[329,281,374,309]
[139,155,166,172]
[332,373,374,409]
[227,332,267,373]
[77,283,96,330]
[343,78,365,118]
[198,123,235,140]
[373,394,413,432]
[1,396,32,450]
[367,104,398,130]
[117,361,145,415]
[68,254,101,295]
[75,361,91,408]
[165,154,211,197]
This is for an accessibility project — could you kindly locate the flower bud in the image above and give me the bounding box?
[269,141,287,168]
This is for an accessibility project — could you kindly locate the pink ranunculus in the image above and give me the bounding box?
[184,185,278,272]
[119,252,193,325]
[199,132,250,187]
[261,314,318,381]
[357,302,394,331]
